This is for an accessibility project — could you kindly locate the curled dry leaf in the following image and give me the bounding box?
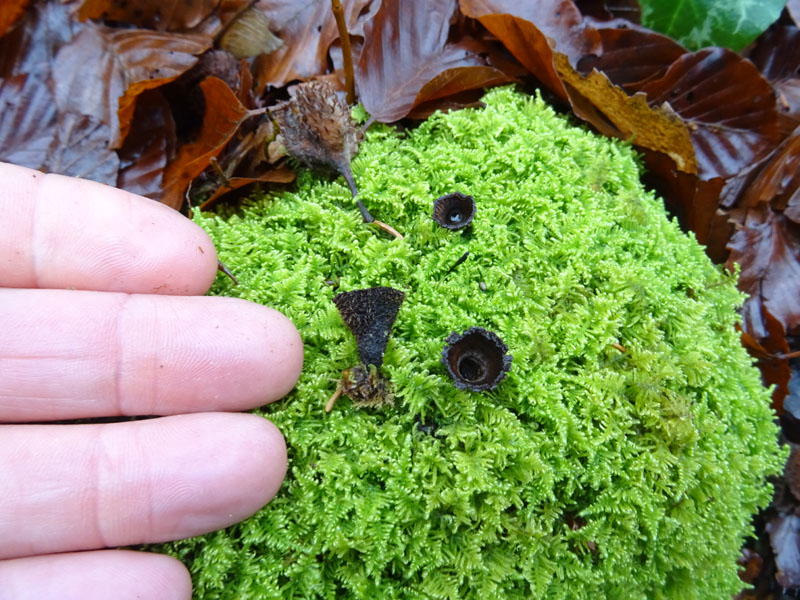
[52,23,212,149]
[555,53,697,174]
[77,0,222,31]
[253,0,373,92]
[576,18,686,91]
[161,76,252,209]
[42,111,120,184]
[739,127,800,218]
[356,0,506,123]
[270,79,361,194]
[0,74,57,168]
[638,47,781,181]
[727,207,800,340]
[117,88,176,199]
[0,1,82,78]
[767,513,800,590]
[745,24,800,137]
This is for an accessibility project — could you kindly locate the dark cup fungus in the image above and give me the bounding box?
[441,327,512,391]
[433,192,476,230]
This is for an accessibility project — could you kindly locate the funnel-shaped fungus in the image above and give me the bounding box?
[442,327,512,391]
[433,192,476,230]
[332,287,405,368]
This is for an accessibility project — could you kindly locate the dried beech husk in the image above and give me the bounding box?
[441,327,512,391]
[433,192,476,230]
[270,80,362,195]
[220,8,283,59]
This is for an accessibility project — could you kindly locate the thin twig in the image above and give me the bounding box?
[331,0,355,105]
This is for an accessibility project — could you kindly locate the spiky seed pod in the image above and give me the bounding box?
[270,80,362,195]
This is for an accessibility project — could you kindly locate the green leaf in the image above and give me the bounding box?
[640,0,786,51]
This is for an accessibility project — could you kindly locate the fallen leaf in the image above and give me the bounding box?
[252,0,373,92]
[198,165,296,211]
[77,0,222,31]
[457,2,570,101]
[356,0,502,123]
[459,0,599,65]
[0,1,81,77]
[745,24,800,137]
[638,48,782,181]
[0,74,57,168]
[117,88,176,198]
[727,206,800,340]
[554,53,697,174]
[767,513,800,590]
[739,127,800,218]
[52,23,211,149]
[738,309,792,413]
[576,18,686,90]
[791,0,800,27]
[161,76,253,209]
[0,0,32,37]
[41,111,120,184]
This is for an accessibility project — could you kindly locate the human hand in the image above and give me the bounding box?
[0,163,303,599]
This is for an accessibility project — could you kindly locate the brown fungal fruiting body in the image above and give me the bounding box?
[441,327,512,391]
[432,192,476,230]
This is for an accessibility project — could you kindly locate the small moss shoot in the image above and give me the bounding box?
[166,87,784,599]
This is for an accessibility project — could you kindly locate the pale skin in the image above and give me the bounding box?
[0,162,304,599]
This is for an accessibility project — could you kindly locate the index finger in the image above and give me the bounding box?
[0,162,218,294]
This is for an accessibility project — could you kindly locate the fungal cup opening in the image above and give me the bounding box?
[442,327,512,391]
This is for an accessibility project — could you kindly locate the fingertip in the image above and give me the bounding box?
[0,550,192,600]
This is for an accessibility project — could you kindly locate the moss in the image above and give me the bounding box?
[167,87,784,598]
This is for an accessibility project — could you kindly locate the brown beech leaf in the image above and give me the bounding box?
[0,1,82,78]
[737,310,792,412]
[739,127,800,218]
[745,24,800,137]
[554,54,697,174]
[457,3,569,102]
[356,0,501,123]
[252,0,373,92]
[728,207,800,340]
[41,112,120,185]
[77,0,221,31]
[0,74,57,169]
[198,165,296,211]
[0,0,32,38]
[52,24,212,149]
[767,513,800,589]
[117,89,176,199]
[637,48,782,181]
[459,0,599,65]
[161,76,252,210]
[576,19,686,91]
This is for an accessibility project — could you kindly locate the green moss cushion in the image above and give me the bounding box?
[169,87,783,599]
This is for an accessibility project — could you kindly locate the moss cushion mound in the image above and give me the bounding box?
[168,87,783,599]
